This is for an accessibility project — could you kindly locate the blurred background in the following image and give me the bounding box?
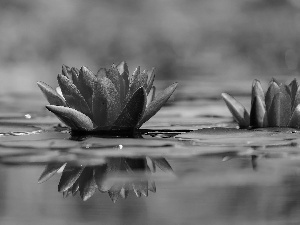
[1,0,300,92]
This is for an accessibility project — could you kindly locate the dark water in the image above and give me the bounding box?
[1,78,300,225]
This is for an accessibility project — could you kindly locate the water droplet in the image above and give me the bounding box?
[24,114,31,119]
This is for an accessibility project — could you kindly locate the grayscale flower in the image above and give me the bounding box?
[222,78,300,129]
[37,62,177,132]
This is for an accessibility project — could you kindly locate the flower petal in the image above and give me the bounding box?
[117,61,129,95]
[112,87,147,129]
[37,81,66,106]
[250,96,267,128]
[152,158,173,172]
[251,79,265,107]
[78,167,97,201]
[94,164,108,191]
[137,83,178,128]
[292,85,300,111]
[147,86,156,106]
[146,68,155,94]
[106,67,126,106]
[129,66,140,84]
[76,66,97,106]
[58,165,84,192]
[57,74,92,117]
[288,78,298,105]
[221,93,250,128]
[268,92,291,127]
[92,77,121,127]
[62,64,73,79]
[46,105,95,131]
[288,105,300,128]
[265,80,280,112]
[127,70,148,100]
[38,163,65,183]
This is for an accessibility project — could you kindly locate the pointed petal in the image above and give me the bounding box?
[251,79,265,107]
[288,105,300,128]
[38,163,65,183]
[106,67,126,106]
[147,86,156,106]
[94,164,108,191]
[265,81,280,111]
[146,68,155,94]
[292,83,300,109]
[117,61,129,95]
[137,83,178,128]
[268,92,292,127]
[37,82,66,106]
[289,79,299,108]
[152,158,173,172]
[148,181,156,193]
[222,93,250,128]
[76,66,97,106]
[46,105,94,131]
[112,87,147,129]
[57,74,92,117]
[78,167,97,201]
[92,77,121,127]
[120,187,129,199]
[108,186,121,203]
[271,77,281,85]
[129,66,140,84]
[96,68,107,78]
[58,166,84,192]
[127,70,148,100]
[250,96,267,128]
[62,65,72,80]
[72,179,80,196]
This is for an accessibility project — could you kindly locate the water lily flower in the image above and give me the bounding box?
[222,78,300,129]
[38,157,172,202]
[37,62,177,133]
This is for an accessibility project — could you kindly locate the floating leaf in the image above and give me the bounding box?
[37,82,66,106]
[221,93,250,128]
[46,105,94,131]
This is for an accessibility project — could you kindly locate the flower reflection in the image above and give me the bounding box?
[38,157,172,202]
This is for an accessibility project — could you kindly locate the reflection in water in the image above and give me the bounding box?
[38,157,172,202]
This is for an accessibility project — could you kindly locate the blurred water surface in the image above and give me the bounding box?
[0,78,300,224]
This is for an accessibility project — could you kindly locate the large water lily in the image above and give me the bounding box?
[38,157,172,202]
[222,78,300,129]
[37,62,177,133]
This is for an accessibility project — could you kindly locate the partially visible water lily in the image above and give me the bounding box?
[38,157,172,202]
[222,78,300,129]
[37,62,177,133]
